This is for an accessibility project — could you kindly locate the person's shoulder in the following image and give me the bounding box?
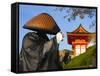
[24,32,37,36]
[24,32,39,40]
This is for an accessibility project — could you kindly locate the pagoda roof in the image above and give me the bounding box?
[67,24,96,44]
[67,24,90,34]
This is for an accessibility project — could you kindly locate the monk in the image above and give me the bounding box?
[19,32,63,72]
[19,13,64,72]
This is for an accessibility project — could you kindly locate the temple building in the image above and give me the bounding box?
[67,24,95,57]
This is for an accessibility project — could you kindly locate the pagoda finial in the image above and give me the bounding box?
[79,24,83,27]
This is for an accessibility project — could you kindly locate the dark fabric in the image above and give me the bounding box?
[19,32,60,72]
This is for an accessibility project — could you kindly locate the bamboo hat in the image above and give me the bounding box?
[23,13,60,35]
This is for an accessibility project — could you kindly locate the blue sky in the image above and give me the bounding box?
[19,4,96,52]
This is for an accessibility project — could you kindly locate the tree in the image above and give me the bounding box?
[54,7,96,29]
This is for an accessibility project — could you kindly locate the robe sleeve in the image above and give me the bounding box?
[39,37,60,70]
[42,37,59,57]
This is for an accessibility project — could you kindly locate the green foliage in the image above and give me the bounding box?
[63,45,96,69]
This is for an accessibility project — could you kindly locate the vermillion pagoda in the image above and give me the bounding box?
[67,24,95,57]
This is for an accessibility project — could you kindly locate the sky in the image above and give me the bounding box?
[19,4,96,52]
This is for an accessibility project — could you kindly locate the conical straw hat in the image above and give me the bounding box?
[23,13,60,35]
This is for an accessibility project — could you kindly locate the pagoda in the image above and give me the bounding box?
[67,24,95,57]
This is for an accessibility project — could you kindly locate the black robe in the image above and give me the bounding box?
[19,32,60,72]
